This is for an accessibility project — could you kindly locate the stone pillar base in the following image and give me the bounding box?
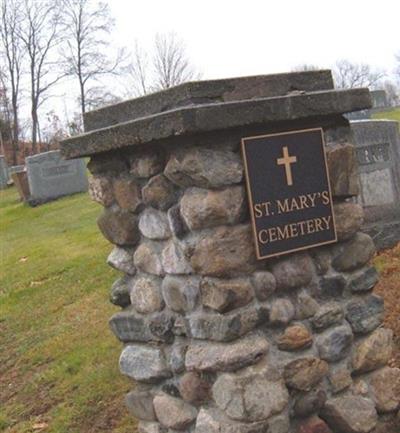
[60,72,400,433]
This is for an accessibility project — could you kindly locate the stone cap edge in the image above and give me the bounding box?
[61,88,371,159]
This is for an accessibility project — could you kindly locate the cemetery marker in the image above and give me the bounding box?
[241,128,337,259]
[60,72,399,433]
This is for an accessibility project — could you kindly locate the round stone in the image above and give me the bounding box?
[277,324,313,351]
[326,142,359,198]
[332,233,375,272]
[119,345,171,382]
[293,389,327,418]
[130,275,164,314]
[164,147,243,188]
[139,208,171,240]
[134,242,164,276]
[185,333,269,372]
[353,328,393,373]
[125,388,156,421]
[345,294,384,334]
[252,271,276,301]
[180,186,246,231]
[270,298,295,326]
[190,225,256,277]
[162,240,192,274]
[129,150,164,178]
[142,174,177,210]
[179,372,211,404]
[312,302,344,331]
[283,357,329,392]
[113,176,143,212]
[97,207,140,246]
[200,277,254,313]
[348,266,379,293]
[88,175,114,206]
[107,246,136,275]
[328,364,353,394]
[333,202,364,241]
[316,325,353,362]
[212,360,289,422]
[161,275,199,312]
[369,367,400,413]
[271,252,314,291]
[321,395,377,433]
[153,393,198,430]
[110,276,131,307]
[295,291,320,320]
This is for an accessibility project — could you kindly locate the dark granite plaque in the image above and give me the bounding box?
[242,128,337,259]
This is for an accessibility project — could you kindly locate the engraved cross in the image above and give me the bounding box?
[277,146,297,186]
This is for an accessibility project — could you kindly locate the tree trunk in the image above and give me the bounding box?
[80,78,85,116]
[31,104,38,154]
[11,95,19,165]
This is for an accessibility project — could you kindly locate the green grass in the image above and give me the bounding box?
[0,187,136,433]
[372,107,400,122]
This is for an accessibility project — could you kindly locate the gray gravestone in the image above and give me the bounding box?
[351,119,400,248]
[26,150,88,204]
[370,90,388,109]
[346,89,388,120]
[351,120,400,206]
[8,164,25,176]
[0,156,9,189]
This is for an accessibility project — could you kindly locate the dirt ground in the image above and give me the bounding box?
[373,242,400,368]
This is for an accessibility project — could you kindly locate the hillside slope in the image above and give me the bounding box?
[0,187,135,433]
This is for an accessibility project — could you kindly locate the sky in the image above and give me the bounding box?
[109,0,399,80]
[32,0,399,136]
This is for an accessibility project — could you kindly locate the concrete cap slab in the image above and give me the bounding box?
[83,70,334,131]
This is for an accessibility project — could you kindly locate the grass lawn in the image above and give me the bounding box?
[0,186,399,433]
[0,187,135,433]
[372,107,400,122]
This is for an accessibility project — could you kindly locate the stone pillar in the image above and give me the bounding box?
[60,71,400,433]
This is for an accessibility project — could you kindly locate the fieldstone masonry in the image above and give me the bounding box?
[60,71,400,433]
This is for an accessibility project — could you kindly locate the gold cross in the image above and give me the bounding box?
[277,146,297,186]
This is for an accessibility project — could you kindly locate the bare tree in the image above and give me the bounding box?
[126,33,200,97]
[382,80,400,107]
[0,70,13,157]
[41,110,68,150]
[291,64,320,72]
[84,86,121,111]
[18,0,64,153]
[152,33,198,91]
[127,40,150,96]
[61,0,125,116]
[395,52,400,83]
[0,0,25,164]
[333,59,385,89]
